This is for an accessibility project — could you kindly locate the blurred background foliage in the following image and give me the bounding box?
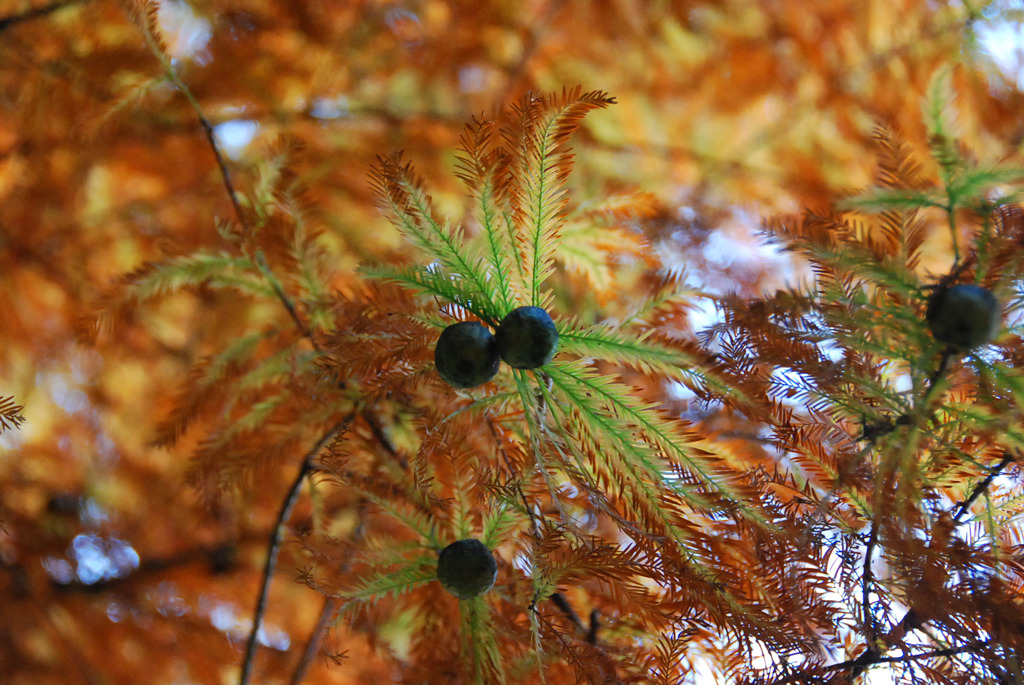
[2,0,1024,682]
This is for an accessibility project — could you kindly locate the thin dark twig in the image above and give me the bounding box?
[849,517,882,682]
[826,639,991,672]
[361,409,403,464]
[191,102,248,233]
[50,543,238,593]
[290,596,340,685]
[0,0,88,33]
[253,252,320,350]
[496,411,590,637]
[136,21,320,352]
[289,503,366,685]
[183,92,317,347]
[485,415,577,627]
[952,451,1015,522]
[860,347,953,443]
[775,640,992,683]
[924,349,954,399]
[239,416,354,685]
[861,519,880,645]
[585,609,600,644]
[878,451,1018,650]
[132,15,248,236]
[881,608,922,652]
[549,591,583,630]
[844,345,958,681]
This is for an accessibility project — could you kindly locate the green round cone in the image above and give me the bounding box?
[436,538,497,600]
[926,284,1000,351]
[495,306,559,369]
[434,321,500,389]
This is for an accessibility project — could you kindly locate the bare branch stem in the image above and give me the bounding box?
[861,518,879,644]
[952,451,1015,523]
[134,18,322,352]
[160,68,249,235]
[239,416,353,685]
[289,596,340,685]
[776,640,991,683]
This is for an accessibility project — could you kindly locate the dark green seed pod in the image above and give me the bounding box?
[926,284,1000,351]
[495,306,559,369]
[434,321,500,389]
[436,538,497,600]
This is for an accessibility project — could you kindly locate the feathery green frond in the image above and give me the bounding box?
[96,72,171,128]
[923,67,964,183]
[558,320,749,408]
[125,253,271,300]
[559,323,705,378]
[336,473,438,545]
[546,362,755,517]
[840,189,942,213]
[370,153,498,313]
[555,220,648,299]
[457,117,518,312]
[343,551,436,603]
[948,166,1024,206]
[362,263,497,325]
[93,252,275,337]
[461,598,506,685]
[504,88,616,306]
[481,499,525,549]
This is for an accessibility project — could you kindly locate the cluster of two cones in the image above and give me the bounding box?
[434,306,560,389]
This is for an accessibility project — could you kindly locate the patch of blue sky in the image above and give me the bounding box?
[976,6,1024,90]
[43,534,140,585]
[207,600,291,650]
[310,95,350,120]
[214,120,259,160]
[158,1,213,64]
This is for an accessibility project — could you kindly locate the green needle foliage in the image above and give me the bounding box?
[347,88,807,678]
[368,88,765,528]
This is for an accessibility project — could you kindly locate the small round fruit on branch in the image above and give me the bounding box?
[434,321,500,389]
[926,284,1001,351]
[495,306,559,369]
[436,538,498,600]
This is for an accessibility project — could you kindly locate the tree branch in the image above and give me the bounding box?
[288,501,366,685]
[182,87,318,348]
[289,596,340,685]
[49,543,238,593]
[861,518,880,644]
[158,67,249,237]
[843,344,973,681]
[878,451,1018,646]
[134,17,321,353]
[828,639,991,673]
[239,416,353,685]
[844,448,1017,682]
[774,640,992,683]
[952,451,1015,523]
